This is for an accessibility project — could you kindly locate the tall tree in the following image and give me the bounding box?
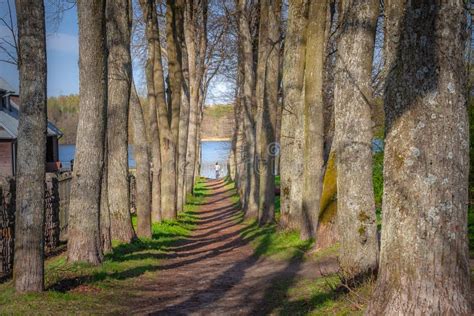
[234,42,248,204]
[300,0,328,240]
[367,1,471,313]
[279,0,308,229]
[177,1,190,212]
[67,0,106,264]
[106,0,135,242]
[100,151,112,253]
[256,0,281,225]
[238,0,259,218]
[13,0,47,292]
[314,0,339,250]
[151,0,184,220]
[131,83,152,238]
[139,0,162,222]
[184,0,207,197]
[333,0,379,281]
[177,66,190,212]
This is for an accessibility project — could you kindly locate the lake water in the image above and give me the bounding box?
[59,139,381,176]
[59,140,232,179]
[58,144,137,169]
[200,141,232,179]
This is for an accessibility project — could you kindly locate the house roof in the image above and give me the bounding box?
[0,97,63,139]
[0,77,63,139]
[0,77,15,93]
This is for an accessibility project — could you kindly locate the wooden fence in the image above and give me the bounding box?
[0,172,136,280]
[0,173,72,279]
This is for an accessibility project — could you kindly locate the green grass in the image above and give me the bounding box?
[258,273,372,316]
[240,220,313,260]
[373,151,384,230]
[0,181,208,314]
[217,178,312,261]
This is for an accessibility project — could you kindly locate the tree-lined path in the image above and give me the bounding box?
[2,1,472,313]
[124,179,337,315]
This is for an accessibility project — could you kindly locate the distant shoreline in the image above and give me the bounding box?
[201,137,232,142]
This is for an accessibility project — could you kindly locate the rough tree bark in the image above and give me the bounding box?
[183,2,198,195]
[314,0,338,250]
[257,0,281,225]
[13,0,47,292]
[238,0,259,218]
[177,1,191,212]
[184,0,207,197]
[279,0,307,230]
[315,151,338,250]
[106,0,135,243]
[154,0,184,220]
[333,0,379,281]
[300,0,328,240]
[177,72,190,213]
[367,1,471,314]
[67,0,106,264]
[234,46,247,202]
[100,152,112,253]
[131,83,152,238]
[139,0,162,222]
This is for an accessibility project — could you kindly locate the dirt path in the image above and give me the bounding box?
[126,179,337,315]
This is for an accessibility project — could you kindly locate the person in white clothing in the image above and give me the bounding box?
[215,162,221,179]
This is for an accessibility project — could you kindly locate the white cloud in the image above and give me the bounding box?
[47,33,78,54]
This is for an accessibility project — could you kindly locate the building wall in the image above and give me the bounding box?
[0,141,13,177]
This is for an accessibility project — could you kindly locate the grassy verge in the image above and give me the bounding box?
[227,178,370,315]
[240,220,313,260]
[259,273,373,316]
[0,179,208,314]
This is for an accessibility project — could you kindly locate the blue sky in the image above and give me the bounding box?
[0,1,81,96]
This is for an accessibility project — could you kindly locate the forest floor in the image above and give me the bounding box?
[4,178,470,314]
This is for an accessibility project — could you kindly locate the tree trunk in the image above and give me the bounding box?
[67,0,106,264]
[314,1,338,250]
[100,151,112,253]
[234,50,247,202]
[184,0,207,196]
[238,0,259,219]
[322,0,337,162]
[300,0,328,240]
[155,0,185,220]
[176,16,188,212]
[315,151,338,250]
[131,83,152,238]
[257,0,281,225]
[139,0,162,223]
[106,0,135,243]
[177,82,190,212]
[13,0,47,292]
[279,0,308,230]
[367,1,471,314]
[333,0,379,282]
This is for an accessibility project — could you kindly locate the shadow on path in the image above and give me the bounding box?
[121,179,339,315]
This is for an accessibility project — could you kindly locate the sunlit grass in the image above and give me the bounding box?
[239,218,313,261]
